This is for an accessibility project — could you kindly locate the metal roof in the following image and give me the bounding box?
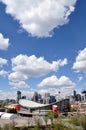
[19,99,47,108]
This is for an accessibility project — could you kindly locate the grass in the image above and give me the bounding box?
[0,114,86,130]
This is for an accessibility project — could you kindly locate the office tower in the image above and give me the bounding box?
[33,91,38,102]
[17,91,21,103]
[43,92,50,104]
[73,90,76,97]
[81,90,86,102]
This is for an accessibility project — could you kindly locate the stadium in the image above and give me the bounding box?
[18,98,70,116]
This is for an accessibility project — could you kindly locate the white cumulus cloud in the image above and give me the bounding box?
[0,89,34,100]
[78,76,83,81]
[0,33,10,50]
[9,81,29,89]
[0,70,8,77]
[38,75,75,88]
[0,90,17,100]
[8,54,67,82]
[0,57,8,67]
[73,48,86,73]
[0,0,77,37]
[9,72,28,82]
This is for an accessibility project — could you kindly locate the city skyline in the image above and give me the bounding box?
[0,0,86,99]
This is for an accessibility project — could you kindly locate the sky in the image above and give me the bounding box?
[0,0,86,100]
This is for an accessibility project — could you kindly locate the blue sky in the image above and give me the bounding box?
[0,0,86,100]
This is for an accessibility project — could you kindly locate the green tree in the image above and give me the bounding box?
[46,110,58,126]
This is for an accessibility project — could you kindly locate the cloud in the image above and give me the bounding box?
[9,81,30,89]
[0,57,8,67]
[38,75,75,98]
[0,0,77,37]
[0,90,17,100]
[40,88,59,96]
[38,75,75,88]
[78,76,83,81]
[0,70,8,77]
[59,87,74,98]
[0,57,8,78]
[9,72,28,82]
[72,48,86,73]
[8,54,67,82]
[0,89,35,100]
[0,33,10,50]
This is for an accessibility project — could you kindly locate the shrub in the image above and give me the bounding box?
[80,115,86,130]
[3,124,10,130]
[20,126,28,130]
[69,116,80,126]
[34,125,39,130]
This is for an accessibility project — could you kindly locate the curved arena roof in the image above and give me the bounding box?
[19,99,70,112]
[19,99,45,108]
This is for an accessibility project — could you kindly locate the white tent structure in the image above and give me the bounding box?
[1,113,18,119]
[0,112,4,117]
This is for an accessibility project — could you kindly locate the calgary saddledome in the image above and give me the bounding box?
[19,99,70,114]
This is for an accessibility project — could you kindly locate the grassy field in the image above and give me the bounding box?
[0,112,86,130]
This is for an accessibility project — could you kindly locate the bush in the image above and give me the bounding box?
[34,125,39,130]
[69,116,80,126]
[3,124,10,130]
[80,115,86,130]
[20,126,28,130]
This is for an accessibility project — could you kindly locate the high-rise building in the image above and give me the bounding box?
[38,94,43,103]
[73,90,76,97]
[43,92,50,104]
[81,90,86,102]
[22,96,26,99]
[31,92,39,102]
[49,95,56,103]
[17,91,21,103]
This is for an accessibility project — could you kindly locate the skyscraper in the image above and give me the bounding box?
[17,91,21,103]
